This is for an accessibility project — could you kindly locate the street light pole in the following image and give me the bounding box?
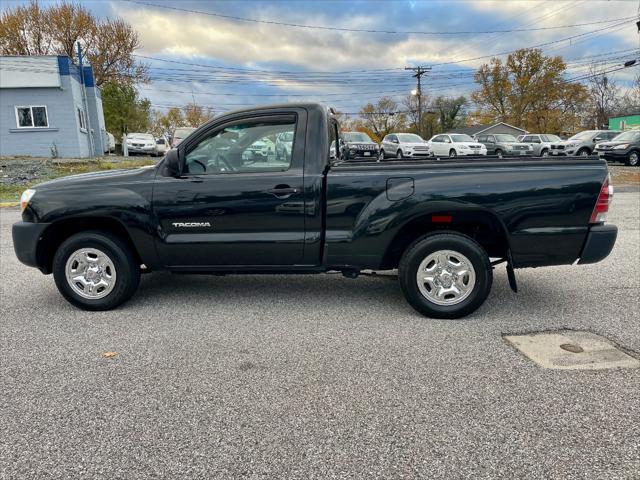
[406,66,431,137]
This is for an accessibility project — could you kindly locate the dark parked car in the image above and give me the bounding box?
[13,103,616,319]
[595,130,640,166]
[342,131,380,160]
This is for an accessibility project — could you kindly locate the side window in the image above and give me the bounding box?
[431,136,441,143]
[443,136,451,143]
[478,135,487,142]
[487,135,495,143]
[184,119,296,174]
[16,105,48,128]
[329,119,338,159]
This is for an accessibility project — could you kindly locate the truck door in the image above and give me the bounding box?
[152,112,308,267]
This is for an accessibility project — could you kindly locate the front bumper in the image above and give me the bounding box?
[12,221,50,270]
[597,150,630,162]
[127,146,156,154]
[458,149,487,156]
[578,224,617,264]
[348,149,379,159]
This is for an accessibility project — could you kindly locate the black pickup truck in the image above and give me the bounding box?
[13,103,617,318]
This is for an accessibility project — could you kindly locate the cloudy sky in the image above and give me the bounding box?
[6,0,639,115]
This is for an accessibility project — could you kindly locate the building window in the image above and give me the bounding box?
[15,106,49,128]
[77,106,87,131]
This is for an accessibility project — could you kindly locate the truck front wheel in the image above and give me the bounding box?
[52,231,140,311]
[398,233,493,319]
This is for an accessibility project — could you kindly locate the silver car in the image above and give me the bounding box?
[549,130,621,157]
[380,133,430,159]
[518,134,562,157]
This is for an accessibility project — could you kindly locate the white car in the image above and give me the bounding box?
[155,136,169,156]
[104,132,115,154]
[380,133,430,159]
[126,133,158,156]
[427,134,487,157]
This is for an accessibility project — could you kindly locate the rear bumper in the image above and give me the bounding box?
[12,221,50,271]
[578,224,617,265]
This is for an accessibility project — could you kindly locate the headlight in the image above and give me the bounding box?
[613,144,629,150]
[567,142,578,148]
[20,189,36,212]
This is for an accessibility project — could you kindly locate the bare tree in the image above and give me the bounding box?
[0,1,147,85]
[359,97,407,140]
[588,64,622,129]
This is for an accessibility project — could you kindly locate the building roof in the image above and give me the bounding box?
[446,122,527,135]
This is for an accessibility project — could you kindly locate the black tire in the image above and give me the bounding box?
[398,233,493,319]
[396,149,404,159]
[53,231,140,311]
[627,151,639,167]
[577,148,590,157]
[495,149,503,158]
[449,149,457,158]
[540,149,549,157]
[379,149,385,160]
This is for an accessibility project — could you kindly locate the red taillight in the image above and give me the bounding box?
[590,174,613,224]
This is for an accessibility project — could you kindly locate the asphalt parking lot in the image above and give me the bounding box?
[1,193,639,479]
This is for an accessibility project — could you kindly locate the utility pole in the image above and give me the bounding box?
[405,66,431,137]
[77,42,94,158]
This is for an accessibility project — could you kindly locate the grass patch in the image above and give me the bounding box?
[0,158,156,204]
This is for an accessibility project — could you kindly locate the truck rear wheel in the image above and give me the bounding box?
[398,233,493,319]
[52,231,140,311]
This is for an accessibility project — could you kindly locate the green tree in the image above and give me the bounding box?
[432,96,467,132]
[101,82,150,139]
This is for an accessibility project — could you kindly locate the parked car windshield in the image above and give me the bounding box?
[450,134,473,142]
[343,132,372,142]
[569,130,597,141]
[397,134,425,143]
[128,133,154,141]
[541,134,561,142]
[611,131,640,142]
[494,134,517,142]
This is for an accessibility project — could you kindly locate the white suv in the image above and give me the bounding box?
[380,133,430,159]
[427,134,487,157]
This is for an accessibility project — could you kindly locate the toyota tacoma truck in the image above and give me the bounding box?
[13,103,617,319]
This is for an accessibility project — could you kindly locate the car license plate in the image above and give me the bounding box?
[552,151,558,155]
[519,151,526,155]
[364,152,371,156]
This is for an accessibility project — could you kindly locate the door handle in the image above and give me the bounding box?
[268,185,298,197]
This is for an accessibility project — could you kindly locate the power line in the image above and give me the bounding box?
[120,0,635,35]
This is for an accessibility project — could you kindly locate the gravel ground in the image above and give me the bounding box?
[0,156,157,187]
[0,194,639,479]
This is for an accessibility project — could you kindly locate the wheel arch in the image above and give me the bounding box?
[37,216,145,274]
[379,208,511,270]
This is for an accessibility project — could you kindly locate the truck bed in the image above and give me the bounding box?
[325,156,608,269]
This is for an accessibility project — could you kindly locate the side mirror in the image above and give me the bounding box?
[593,137,602,142]
[162,148,182,176]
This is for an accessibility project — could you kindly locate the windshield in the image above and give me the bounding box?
[541,134,561,142]
[128,133,154,141]
[343,132,372,143]
[174,127,196,139]
[612,131,640,142]
[450,134,474,142]
[569,130,597,141]
[397,134,425,143]
[494,134,517,142]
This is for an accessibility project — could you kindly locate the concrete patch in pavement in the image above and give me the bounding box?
[504,330,640,370]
